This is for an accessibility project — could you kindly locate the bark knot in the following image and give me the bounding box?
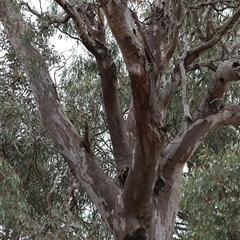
[219,77,224,84]
[119,167,129,186]
[154,177,165,196]
[109,63,117,78]
[123,227,146,240]
[232,61,240,68]
[124,35,132,41]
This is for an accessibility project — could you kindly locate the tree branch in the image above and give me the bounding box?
[0,0,118,229]
[191,8,207,41]
[20,1,42,18]
[161,104,240,175]
[20,1,71,24]
[159,63,181,123]
[193,59,240,119]
[186,61,218,72]
[47,167,68,208]
[160,59,240,176]
[164,0,186,72]
[54,0,132,179]
[100,0,165,216]
[53,0,105,57]
[156,60,240,219]
[16,211,56,239]
[96,54,133,180]
[159,5,240,122]
[178,33,192,121]
[185,5,240,66]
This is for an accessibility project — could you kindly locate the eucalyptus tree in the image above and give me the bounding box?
[1,0,240,239]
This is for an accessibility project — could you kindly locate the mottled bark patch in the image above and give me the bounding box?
[124,227,146,240]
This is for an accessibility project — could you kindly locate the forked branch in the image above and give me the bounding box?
[185,5,240,66]
[160,59,240,176]
[54,0,132,175]
[100,0,164,215]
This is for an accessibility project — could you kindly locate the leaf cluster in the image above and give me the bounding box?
[180,146,240,240]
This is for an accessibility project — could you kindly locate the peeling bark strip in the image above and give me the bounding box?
[2,0,240,239]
